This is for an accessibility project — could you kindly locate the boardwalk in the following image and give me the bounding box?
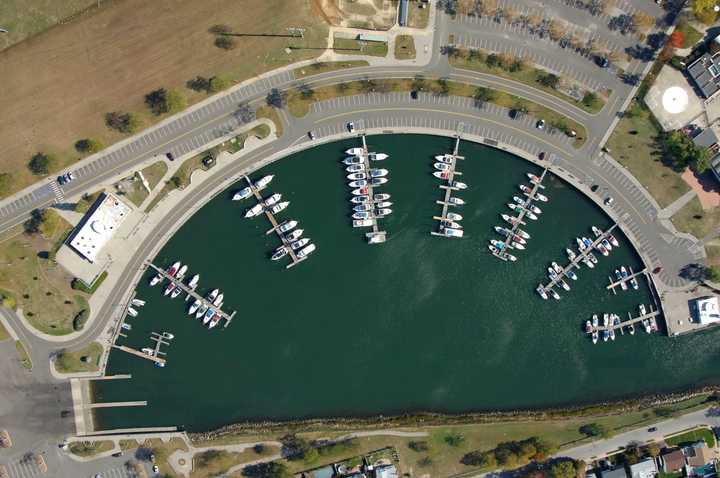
[431,136,464,238]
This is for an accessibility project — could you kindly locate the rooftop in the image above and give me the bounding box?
[629,458,658,478]
[688,53,720,99]
[684,441,716,468]
[602,467,629,478]
[692,296,720,325]
[662,449,687,472]
[69,192,130,262]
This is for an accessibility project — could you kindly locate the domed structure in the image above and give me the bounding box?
[661,86,689,115]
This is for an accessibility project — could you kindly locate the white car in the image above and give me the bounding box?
[152,465,159,474]
[536,119,546,130]
[604,196,614,206]
[308,131,316,140]
[347,122,355,133]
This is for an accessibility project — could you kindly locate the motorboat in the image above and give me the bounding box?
[507,203,537,220]
[525,190,549,202]
[559,279,571,291]
[527,173,543,184]
[370,177,388,186]
[285,229,304,242]
[346,147,364,155]
[447,212,462,221]
[592,314,599,327]
[374,193,391,201]
[585,320,592,334]
[188,299,201,315]
[549,288,560,300]
[602,330,610,342]
[296,243,316,258]
[354,203,372,213]
[491,240,507,250]
[271,247,288,261]
[278,220,297,233]
[375,208,392,216]
[132,298,146,307]
[639,304,646,316]
[512,197,542,214]
[203,308,216,325]
[630,275,639,290]
[547,267,558,280]
[291,238,311,250]
[346,164,365,173]
[369,168,388,178]
[628,322,635,335]
[650,316,658,332]
[434,162,450,171]
[582,237,592,249]
[175,265,188,281]
[566,269,578,281]
[501,214,524,227]
[213,293,224,307]
[433,171,450,180]
[188,274,200,290]
[195,303,209,319]
[127,307,138,317]
[121,323,132,331]
[349,180,368,188]
[576,238,586,251]
[452,181,467,189]
[537,285,548,300]
[208,315,221,329]
[601,238,613,252]
[232,186,253,201]
[551,262,563,274]
[596,242,609,256]
[353,211,371,220]
[351,195,369,204]
[351,187,369,196]
[347,172,367,181]
[149,273,163,287]
[592,331,599,344]
[269,201,289,214]
[615,269,627,290]
[608,233,619,248]
[621,266,629,286]
[375,201,392,209]
[253,175,274,190]
[353,219,374,227]
[164,281,176,297]
[343,156,363,165]
[441,220,462,229]
[588,252,598,264]
[566,248,576,261]
[582,256,595,268]
[442,227,464,238]
[141,348,155,356]
[263,193,282,207]
[449,197,465,206]
[510,241,525,250]
[642,319,652,333]
[170,287,182,299]
[435,154,453,163]
[207,288,219,303]
[368,152,388,161]
[609,328,616,341]
[488,245,516,261]
[166,261,181,276]
[244,203,264,218]
[592,225,603,237]
[603,313,609,327]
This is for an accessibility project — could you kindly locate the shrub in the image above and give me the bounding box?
[582,92,600,109]
[187,76,212,92]
[408,440,429,452]
[28,153,52,175]
[23,209,44,234]
[145,88,186,115]
[0,172,12,196]
[75,138,104,154]
[71,271,108,294]
[209,76,230,93]
[579,423,609,438]
[537,72,560,89]
[73,309,89,331]
[105,111,140,133]
[215,35,236,50]
[444,432,465,447]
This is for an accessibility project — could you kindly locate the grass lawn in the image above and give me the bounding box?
[671,198,720,240]
[68,440,114,457]
[286,78,586,147]
[450,52,606,114]
[0,0,328,200]
[54,341,103,374]
[256,106,284,137]
[705,242,720,267]
[75,191,103,213]
[141,161,168,190]
[0,218,89,335]
[119,439,140,451]
[0,321,10,341]
[333,37,388,57]
[666,427,716,448]
[395,35,416,60]
[408,1,431,28]
[143,438,188,478]
[192,447,281,478]
[606,105,690,208]
[659,472,683,478]
[14,341,32,370]
[294,61,369,79]
[122,162,167,207]
[675,19,703,49]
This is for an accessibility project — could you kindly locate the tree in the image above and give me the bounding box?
[693,0,717,24]
[412,74,427,91]
[359,78,378,93]
[443,432,465,447]
[145,88,186,115]
[480,0,497,16]
[461,450,497,467]
[266,88,287,108]
[209,24,232,34]
[468,48,484,63]
[335,82,350,93]
[187,76,211,92]
[242,461,291,478]
[549,19,568,41]
[215,35,236,50]
[669,30,685,48]
[105,111,140,133]
[582,92,600,109]
[579,423,609,438]
[298,83,315,99]
[408,441,429,452]
[23,209,44,234]
[28,153,52,176]
[208,76,230,93]
[74,138,103,154]
[435,78,450,96]
[537,72,560,89]
[279,434,311,460]
[486,52,500,68]
[474,86,496,107]
[550,461,578,478]
[646,442,661,457]
[661,130,710,172]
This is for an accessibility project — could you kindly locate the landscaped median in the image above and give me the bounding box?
[294,61,370,79]
[53,341,103,374]
[285,77,586,147]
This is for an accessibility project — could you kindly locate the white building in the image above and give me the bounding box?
[693,296,720,325]
[69,193,130,262]
[629,459,658,478]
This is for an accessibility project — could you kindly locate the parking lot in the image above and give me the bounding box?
[1,458,45,478]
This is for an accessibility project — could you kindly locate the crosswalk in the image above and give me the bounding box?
[49,179,64,203]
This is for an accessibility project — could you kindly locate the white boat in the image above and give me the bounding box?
[353,211,371,220]
[170,287,182,299]
[253,175,274,190]
[592,314,599,327]
[526,173,543,184]
[441,220,462,229]
[435,154,453,163]
[511,241,525,250]
[507,203,537,220]
[501,214,524,227]
[628,322,635,335]
[559,278,570,291]
[188,299,201,315]
[296,243,316,258]
[351,195,369,204]
[639,304,646,315]
[375,208,392,216]
[271,247,288,261]
[443,227,464,238]
[244,203,264,218]
[127,306,138,317]
[434,162,450,171]
[368,168,388,178]
[213,293,224,307]
[162,332,174,340]
[354,204,372,213]
[374,193,391,201]
[566,248,576,261]
[375,201,392,208]
[592,225,603,237]
[451,181,467,189]
[433,171,450,180]
[131,298,146,307]
[208,315,221,329]
[537,285,548,300]
[285,229,304,242]
[188,274,200,289]
[582,256,595,269]
[203,308,215,325]
[549,288,560,300]
[343,156,363,165]
[630,275,639,290]
[291,238,310,250]
[447,212,462,221]
[149,273,163,287]
[610,328,616,341]
[353,219,374,227]
[141,348,155,356]
[263,193,282,207]
[592,331,599,344]
[449,197,465,206]
[525,190,549,202]
[232,187,253,201]
[601,238,613,251]
[515,228,530,239]
[549,263,562,274]
[163,281,176,297]
[588,251,598,264]
[195,303,209,319]
[585,320,592,334]
[269,201,289,214]
[351,187,369,196]
[175,265,188,280]
[566,269,578,281]
[615,269,627,291]
[370,177,388,186]
[488,245,517,262]
[608,233,620,248]
[278,220,297,233]
[491,240,508,250]
[346,164,365,173]
[368,152,388,161]
[347,172,367,181]
[349,180,368,188]
[207,288,219,302]
[346,147,364,155]
[121,323,131,331]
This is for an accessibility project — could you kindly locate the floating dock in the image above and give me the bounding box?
[431,136,465,238]
[110,331,174,365]
[112,344,166,365]
[345,135,388,244]
[587,307,660,333]
[245,175,307,268]
[146,262,237,327]
[607,267,647,293]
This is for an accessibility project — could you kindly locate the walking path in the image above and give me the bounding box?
[658,190,698,220]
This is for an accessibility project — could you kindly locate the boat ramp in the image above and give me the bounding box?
[431,136,465,239]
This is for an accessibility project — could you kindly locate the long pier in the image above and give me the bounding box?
[146,262,236,327]
[112,344,166,365]
[245,175,306,268]
[85,401,147,409]
[359,135,387,244]
[431,136,464,238]
[540,224,619,292]
[588,308,660,333]
[607,267,647,293]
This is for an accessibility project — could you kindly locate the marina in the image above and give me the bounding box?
[430,136,465,239]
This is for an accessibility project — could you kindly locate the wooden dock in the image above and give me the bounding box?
[588,308,660,333]
[431,136,465,238]
[540,224,619,293]
[607,266,647,293]
[245,175,307,268]
[112,344,166,365]
[146,262,237,327]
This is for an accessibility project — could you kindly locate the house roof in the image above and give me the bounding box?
[663,449,687,472]
[602,467,629,478]
[693,127,720,149]
[376,465,398,478]
[629,458,658,478]
[688,53,720,99]
[685,441,715,467]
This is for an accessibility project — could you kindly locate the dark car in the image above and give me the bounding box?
[596,56,609,68]
[201,155,215,168]
[648,427,657,432]
[165,152,175,161]
[591,184,600,192]
[112,452,122,457]
[410,90,418,100]
[538,151,546,160]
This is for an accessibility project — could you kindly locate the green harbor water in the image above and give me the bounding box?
[94,134,720,432]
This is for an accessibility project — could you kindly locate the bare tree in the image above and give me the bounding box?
[549,19,568,41]
[632,12,655,32]
[527,14,543,30]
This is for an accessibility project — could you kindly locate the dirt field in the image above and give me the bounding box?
[319,0,398,30]
[0,0,328,198]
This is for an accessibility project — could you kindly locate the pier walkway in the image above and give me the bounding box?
[146,262,236,327]
[588,308,660,333]
[607,267,647,293]
[431,135,464,238]
[354,135,387,244]
[112,344,166,365]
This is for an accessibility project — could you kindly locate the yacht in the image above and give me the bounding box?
[195,303,209,319]
[375,208,392,216]
[576,237,586,251]
[187,275,200,291]
[127,306,138,317]
[596,242,609,256]
[507,203,538,220]
[370,177,388,186]
[353,219,374,227]
[551,262,563,274]
[435,154,453,164]
[351,187,369,196]
[609,328,616,341]
[208,315,221,329]
[601,238,613,252]
[526,173,542,184]
[278,220,297,233]
[346,164,365,173]
[164,281,176,297]
[621,266,630,285]
[347,172,367,181]
[588,251,599,264]
[291,238,311,250]
[642,318,652,333]
[565,269,578,281]
[263,193,282,207]
[170,287,182,299]
[244,203,264,218]
[253,175,274,190]
[608,233,620,248]
[592,314,599,327]
[149,273,164,287]
[285,229,304,242]
[271,246,288,261]
[351,195,369,204]
[434,162,450,171]
[368,152,388,161]
[369,168,388,178]
[269,201,289,214]
[433,171,450,180]
[188,299,201,315]
[582,256,595,268]
[443,227,464,238]
[537,285,548,300]
[353,211,371,220]
[603,313,609,327]
[203,308,216,325]
[232,186,253,201]
[488,245,516,261]
[353,203,372,213]
[549,288,560,300]
[602,330,610,342]
[615,269,627,290]
[213,293,224,307]
[501,214,524,227]
[639,304,646,316]
[512,197,542,214]
[449,197,465,206]
[447,212,463,221]
[296,243,316,258]
[441,220,462,229]
[175,265,188,281]
[374,193,391,201]
[510,241,525,250]
[451,181,467,189]
[346,147,364,155]
[207,288,220,303]
[343,156,363,165]
[349,180,368,188]
[121,323,132,331]
[491,240,508,250]
[566,248,576,261]
[132,298,146,307]
[591,225,603,237]
[559,279,571,291]
[375,201,393,209]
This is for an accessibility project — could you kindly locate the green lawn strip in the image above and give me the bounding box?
[193,449,272,478]
[333,37,388,57]
[294,61,370,79]
[287,78,585,148]
[408,2,431,28]
[606,105,690,208]
[671,197,720,240]
[54,341,103,373]
[676,20,703,49]
[0,321,10,341]
[68,440,114,457]
[705,242,720,267]
[75,191,103,213]
[665,427,716,447]
[256,105,283,137]
[71,271,108,294]
[15,341,32,370]
[395,35,417,60]
[449,54,606,114]
[141,161,169,190]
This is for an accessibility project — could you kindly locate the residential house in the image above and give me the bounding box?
[602,466,629,478]
[374,464,398,478]
[688,53,720,99]
[629,458,658,478]
[684,441,717,476]
[662,449,687,473]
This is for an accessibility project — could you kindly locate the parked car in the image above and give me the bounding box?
[410,90,418,100]
[201,155,215,168]
[347,122,355,133]
[111,452,122,457]
[165,152,175,161]
[595,56,609,68]
[536,119,546,130]
[568,130,577,138]
[591,184,599,192]
[604,196,614,206]
[152,465,159,474]
[648,427,657,432]
[308,131,316,140]
[57,175,66,185]
[538,151,546,160]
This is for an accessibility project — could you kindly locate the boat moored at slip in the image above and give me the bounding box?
[351,187,369,196]
[263,193,282,207]
[202,307,216,325]
[150,261,180,286]
[131,298,146,307]
[253,175,274,190]
[536,285,548,300]
[446,212,462,221]
[346,164,365,173]
[346,147,364,155]
[290,238,311,250]
[188,299,201,315]
[449,197,465,206]
[347,172,367,181]
[343,156,363,165]
[375,208,392,216]
[442,226,464,238]
[369,168,388,178]
[269,201,289,214]
[434,162,450,171]
[353,219,375,228]
[349,180,368,188]
[296,243,316,258]
[278,220,297,233]
[232,186,253,201]
[519,184,548,202]
[451,181,467,189]
[195,302,209,320]
[244,203,264,218]
[441,220,462,229]
[370,177,388,186]
[127,306,138,317]
[271,246,289,261]
[433,171,450,180]
[435,154,453,163]
[187,274,200,290]
[368,152,388,161]
[285,229,304,242]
